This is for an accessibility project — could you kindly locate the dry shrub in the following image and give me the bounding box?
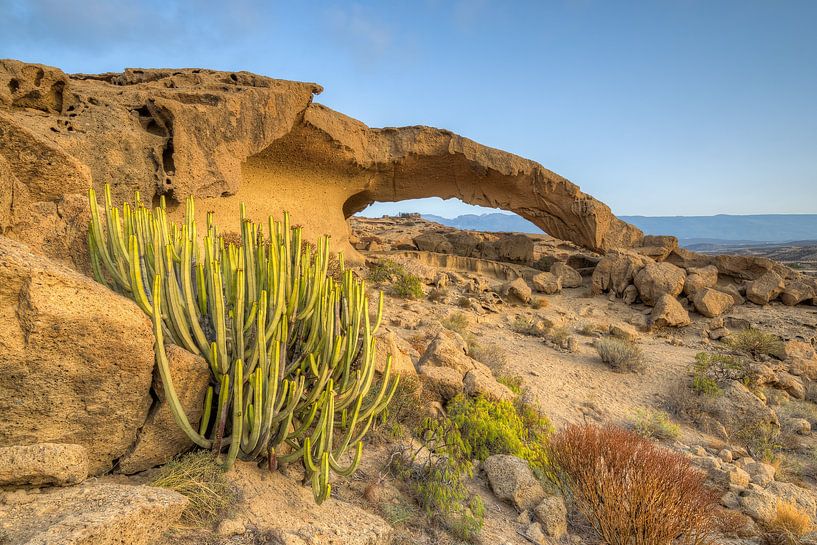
[442,312,470,335]
[547,424,718,545]
[764,500,813,545]
[727,328,784,359]
[631,408,680,441]
[594,337,645,373]
[151,451,237,526]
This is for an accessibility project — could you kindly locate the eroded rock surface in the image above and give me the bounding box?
[0,59,641,270]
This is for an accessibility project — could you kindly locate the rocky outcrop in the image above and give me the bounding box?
[0,59,641,272]
[0,236,154,475]
[0,483,187,545]
[0,443,88,487]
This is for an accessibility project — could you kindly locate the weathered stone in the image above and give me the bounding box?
[0,443,88,487]
[692,287,734,318]
[0,59,642,273]
[531,272,561,295]
[418,366,464,401]
[650,294,691,328]
[550,262,582,288]
[502,277,533,303]
[745,461,776,486]
[767,481,817,519]
[118,345,211,474]
[720,284,746,306]
[746,271,785,305]
[701,382,779,439]
[0,483,187,545]
[374,329,418,376]
[622,284,639,304]
[780,280,815,306]
[591,249,651,296]
[610,323,639,342]
[463,363,514,401]
[739,485,778,524]
[774,371,806,400]
[633,262,686,306]
[418,329,474,374]
[483,454,546,511]
[533,496,568,539]
[0,236,154,475]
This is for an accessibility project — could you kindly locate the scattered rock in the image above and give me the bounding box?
[502,277,533,303]
[745,461,776,486]
[217,518,247,537]
[418,330,473,374]
[0,443,88,487]
[374,329,419,376]
[633,262,686,306]
[692,287,734,318]
[780,279,815,306]
[524,522,547,545]
[746,271,785,305]
[622,284,639,304]
[418,366,464,401]
[533,495,568,539]
[1,483,187,545]
[610,323,639,342]
[531,272,561,294]
[463,364,514,401]
[591,250,651,297]
[650,294,691,328]
[739,485,778,524]
[684,265,719,297]
[774,371,806,400]
[767,481,817,519]
[550,262,582,288]
[483,454,546,511]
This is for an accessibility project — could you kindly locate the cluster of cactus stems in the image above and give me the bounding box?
[87,184,398,503]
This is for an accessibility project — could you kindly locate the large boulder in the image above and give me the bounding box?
[463,363,514,401]
[780,279,815,306]
[530,272,561,294]
[550,262,583,288]
[701,382,779,440]
[501,277,533,303]
[0,483,187,545]
[0,236,154,475]
[483,454,546,511]
[0,443,88,487]
[374,328,418,377]
[591,249,651,296]
[692,288,734,318]
[118,345,211,474]
[633,262,686,306]
[746,271,785,305]
[650,294,691,328]
[418,329,474,374]
[683,265,718,297]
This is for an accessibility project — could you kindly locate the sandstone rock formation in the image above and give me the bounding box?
[0,59,641,273]
[0,236,154,474]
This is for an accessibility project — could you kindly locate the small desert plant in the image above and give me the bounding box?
[530,296,549,309]
[576,321,607,337]
[594,337,645,373]
[693,352,756,388]
[467,341,507,371]
[547,424,718,545]
[368,259,407,283]
[151,451,238,525]
[764,500,813,545]
[631,408,680,441]
[369,374,426,439]
[456,295,472,308]
[548,326,577,352]
[393,273,424,299]
[496,374,523,395]
[381,502,420,526]
[727,327,784,359]
[447,394,552,477]
[442,312,470,336]
[511,316,544,337]
[735,421,782,463]
[394,417,484,542]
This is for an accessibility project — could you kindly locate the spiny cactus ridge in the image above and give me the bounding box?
[88,184,398,503]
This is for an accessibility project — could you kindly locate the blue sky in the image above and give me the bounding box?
[2,0,815,217]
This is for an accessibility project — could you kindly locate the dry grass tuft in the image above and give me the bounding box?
[151,451,238,526]
[764,500,813,544]
[727,328,784,359]
[594,337,645,373]
[631,408,680,441]
[547,424,718,545]
[441,312,470,336]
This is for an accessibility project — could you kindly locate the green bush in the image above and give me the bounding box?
[368,259,406,283]
[692,352,755,392]
[447,394,552,477]
[394,418,484,542]
[727,328,784,359]
[393,273,424,299]
[496,374,523,395]
[594,337,645,373]
[632,409,680,441]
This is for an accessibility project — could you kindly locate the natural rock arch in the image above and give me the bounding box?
[0,60,641,267]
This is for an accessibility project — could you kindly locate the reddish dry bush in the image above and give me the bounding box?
[547,424,718,545]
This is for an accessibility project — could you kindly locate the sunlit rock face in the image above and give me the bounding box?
[0,59,641,268]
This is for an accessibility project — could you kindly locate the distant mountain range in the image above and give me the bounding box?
[421,213,817,245]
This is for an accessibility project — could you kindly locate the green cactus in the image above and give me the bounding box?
[88,184,398,503]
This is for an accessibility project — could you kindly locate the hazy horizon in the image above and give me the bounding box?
[2,0,815,216]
